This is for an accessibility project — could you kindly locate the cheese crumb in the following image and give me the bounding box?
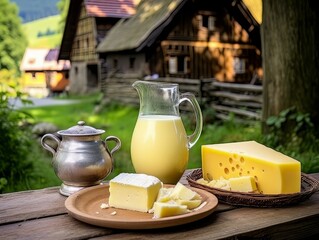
[110,211,117,216]
[100,203,109,209]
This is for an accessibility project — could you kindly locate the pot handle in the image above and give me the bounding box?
[104,136,121,155]
[41,133,61,155]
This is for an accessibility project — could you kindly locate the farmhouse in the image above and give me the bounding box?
[20,48,70,97]
[58,0,137,94]
[97,0,262,83]
[59,0,261,94]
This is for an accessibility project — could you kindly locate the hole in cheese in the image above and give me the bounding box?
[254,176,258,182]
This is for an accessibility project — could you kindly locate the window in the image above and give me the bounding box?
[199,15,216,31]
[129,57,135,69]
[169,57,177,74]
[233,58,246,74]
[83,37,89,49]
[113,59,118,69]
[208,16,216,30]
[168,55,190,74]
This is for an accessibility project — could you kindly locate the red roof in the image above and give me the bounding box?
[85,0,136,18]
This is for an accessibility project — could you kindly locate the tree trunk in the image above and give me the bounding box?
[261,0,319,133]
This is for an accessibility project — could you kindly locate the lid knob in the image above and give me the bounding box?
[77,121,85,126]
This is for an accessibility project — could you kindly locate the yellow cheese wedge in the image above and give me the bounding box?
[229,176,257,192]
[153,202,188,218]
[202,141,301,194]
[109,173,162,212]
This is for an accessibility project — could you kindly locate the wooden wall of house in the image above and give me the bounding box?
[71,4,98,62]
[152,1,261,83]
[105,53,146,77]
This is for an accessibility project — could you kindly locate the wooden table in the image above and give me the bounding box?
[1,171,319,240]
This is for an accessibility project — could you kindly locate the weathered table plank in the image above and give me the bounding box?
[0,187,65,224]
[0,214,115,240]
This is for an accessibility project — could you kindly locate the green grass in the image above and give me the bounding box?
[23,15,62,48]
[8,94,318,192]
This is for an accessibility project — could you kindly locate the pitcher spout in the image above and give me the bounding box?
[132,80,146,94]
[132,80,180,116]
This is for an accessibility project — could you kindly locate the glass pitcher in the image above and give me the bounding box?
[131,80,203,184]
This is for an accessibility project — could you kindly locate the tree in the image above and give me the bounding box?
[0,0,27,74]
[261,1,319,134]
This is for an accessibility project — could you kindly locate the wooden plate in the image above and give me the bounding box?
[65,184,218,229]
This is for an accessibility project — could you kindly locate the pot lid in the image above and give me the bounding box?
[57,121,105,136]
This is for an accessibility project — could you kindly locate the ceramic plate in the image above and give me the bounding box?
[65,184,218,229]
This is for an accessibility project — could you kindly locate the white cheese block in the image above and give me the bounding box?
[108,173,162,212]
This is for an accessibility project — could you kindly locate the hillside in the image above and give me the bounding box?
[23,15,62,48]
[11,0,59,23]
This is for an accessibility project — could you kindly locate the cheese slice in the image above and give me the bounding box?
[153,202,188,218]
[229,176,257,192]
[108,173,162,212]
[169,182,202,200]
[156,187,174,202]
[175,199,202,209]
[202,141,301,194]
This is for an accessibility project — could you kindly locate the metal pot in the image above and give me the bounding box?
[41,121,121,196]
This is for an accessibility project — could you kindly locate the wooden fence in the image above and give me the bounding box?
[103,75,263,122]
[202,79,263,122]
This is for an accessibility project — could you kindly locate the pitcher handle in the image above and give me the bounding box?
[104,136,121,155]
[179,93,203,148]
[41,133,61,155]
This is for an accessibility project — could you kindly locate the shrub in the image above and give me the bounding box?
[263,107,319,173]
[0,81,34,193]
[264,107,319,152]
